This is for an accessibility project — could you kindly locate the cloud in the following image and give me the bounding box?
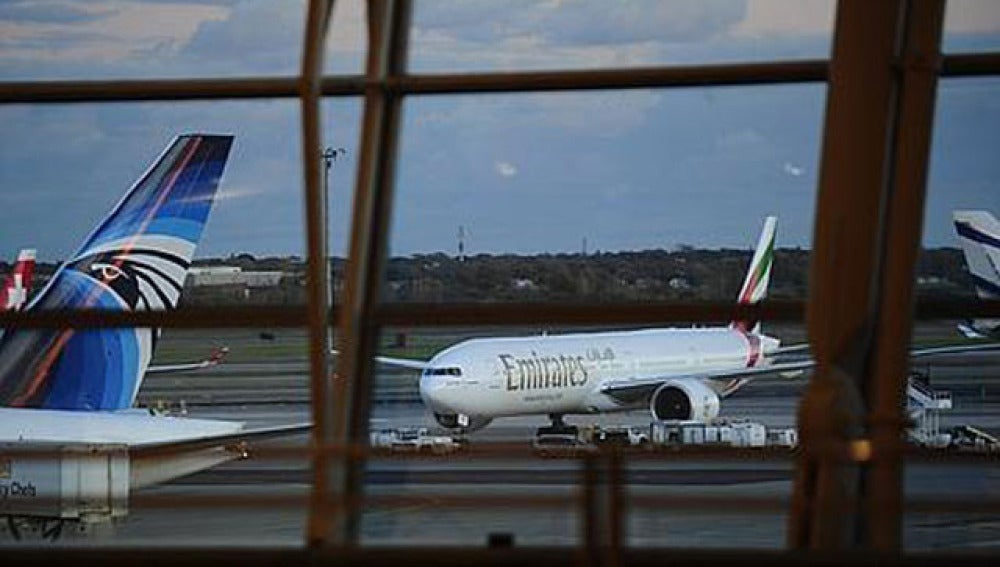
[0,1,112,24]
[0,0,230,64]
[783,162,804,177]
[731,0,834,37]
[414,0,746,47]
[495,161,518,177]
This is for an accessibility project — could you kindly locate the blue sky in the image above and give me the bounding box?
[1,0,998,261]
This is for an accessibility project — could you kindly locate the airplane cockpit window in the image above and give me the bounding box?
[423,367,462,376]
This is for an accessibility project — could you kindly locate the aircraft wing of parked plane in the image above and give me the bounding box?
[0,134,303,488]
[145,346,230,375]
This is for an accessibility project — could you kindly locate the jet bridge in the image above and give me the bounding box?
[1,443,129,541]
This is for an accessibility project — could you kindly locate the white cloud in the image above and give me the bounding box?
[731,0,834,38]
[783,162,804,177]
[495,161,518,177]
[0,1,230,62]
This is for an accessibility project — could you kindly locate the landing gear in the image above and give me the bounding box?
[536,413,578,436]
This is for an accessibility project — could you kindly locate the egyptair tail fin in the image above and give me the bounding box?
[0,134,233,410]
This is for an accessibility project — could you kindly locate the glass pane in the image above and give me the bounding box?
[0,327,310,546]
[943,0,1000,53]
[0,1,316,81]
[904,76,1000,550]
[0,101,310,263]
[391,86,823,304]
[410,0,835,73]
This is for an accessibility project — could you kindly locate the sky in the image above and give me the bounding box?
[0,0,999,261]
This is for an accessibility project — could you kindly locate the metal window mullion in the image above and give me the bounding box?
[0,61,826,104]
[4,297,999,330]
[864,0,946,551]
[788,0,908,551]
[299,0,336,549]
[328,0,411,547]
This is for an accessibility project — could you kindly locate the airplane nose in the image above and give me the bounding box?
[419,373,443,409]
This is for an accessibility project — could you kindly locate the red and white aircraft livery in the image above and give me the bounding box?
[0,248,36,311]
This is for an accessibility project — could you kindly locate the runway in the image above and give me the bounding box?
[4,335,999,549]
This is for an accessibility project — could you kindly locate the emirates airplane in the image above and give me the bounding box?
[366,216,816,434]
[366,216,999,436]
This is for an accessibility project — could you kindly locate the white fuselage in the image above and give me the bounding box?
[418,327,779,421]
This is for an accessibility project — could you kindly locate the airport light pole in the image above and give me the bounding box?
[321,146,347,296]
[321,147,346,348]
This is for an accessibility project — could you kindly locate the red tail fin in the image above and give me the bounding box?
[1,249,36,311]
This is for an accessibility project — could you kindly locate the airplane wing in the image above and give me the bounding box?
[600,360,816,400]
[330,349,432,371]
[600,341,1000,401]
[146,346,229,375]
[132,421,311,451]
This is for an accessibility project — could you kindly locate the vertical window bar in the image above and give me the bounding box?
[328,0,412,546]
[300,0,336,549]
[864,0,945,551]
[788,0,908,550]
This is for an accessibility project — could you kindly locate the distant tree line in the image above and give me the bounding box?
[5,247,973,307]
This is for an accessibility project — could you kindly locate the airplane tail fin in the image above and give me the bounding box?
[953,210,1000,300]
[732,216,777,334]
[0,134,233,410]
[1,248,36,311]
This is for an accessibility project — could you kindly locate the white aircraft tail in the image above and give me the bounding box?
[954,210,1000,300]
[732,216,777,334]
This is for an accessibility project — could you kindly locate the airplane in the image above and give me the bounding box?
[360,216,798,435]
[0,248,229,374]
[360,216,1000,436]
[0,249,36,311]
[953,210,1000,339]
[0,134,306,496]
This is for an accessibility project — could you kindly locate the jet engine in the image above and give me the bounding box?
[649,380,720,422]
[433,412,493,432]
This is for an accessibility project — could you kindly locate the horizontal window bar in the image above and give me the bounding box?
[940,52,1000,76]
[388,60,828,95]
[1,300,997,329]
[3,548,996,567]
[3,54,998,105]
[2,60,822,103]
[0,305,307,328]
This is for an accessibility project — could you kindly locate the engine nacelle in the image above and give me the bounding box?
[433,412,493,432]
[649,380,720,422]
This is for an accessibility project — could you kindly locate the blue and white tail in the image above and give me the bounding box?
[953,210,1000,338]
[0,134,233,410]
[954,210,1000,300]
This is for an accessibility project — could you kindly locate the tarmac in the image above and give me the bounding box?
[3,338,998,550]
